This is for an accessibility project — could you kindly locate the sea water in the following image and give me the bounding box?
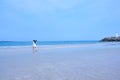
[0,41,99,47]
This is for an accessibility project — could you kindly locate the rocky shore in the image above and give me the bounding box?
[101,36,120,42]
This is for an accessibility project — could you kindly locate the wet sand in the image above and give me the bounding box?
[0,43,120,80]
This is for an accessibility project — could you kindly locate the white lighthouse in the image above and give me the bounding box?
[115,33,119,37]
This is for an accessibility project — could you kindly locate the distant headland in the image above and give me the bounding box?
[101,33,120,42]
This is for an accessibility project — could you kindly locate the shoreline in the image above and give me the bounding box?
[0,42,120,56]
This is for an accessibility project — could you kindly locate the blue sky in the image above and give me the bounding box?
[0,0,120,41]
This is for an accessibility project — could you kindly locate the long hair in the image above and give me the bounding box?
[33,40,37,43]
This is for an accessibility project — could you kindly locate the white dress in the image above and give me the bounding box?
[33,41,37,47]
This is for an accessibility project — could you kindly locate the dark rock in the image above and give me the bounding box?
[101,36,120,42]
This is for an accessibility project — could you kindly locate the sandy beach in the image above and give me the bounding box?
[0,43,120,80]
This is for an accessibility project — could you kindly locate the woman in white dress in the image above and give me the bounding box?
[33,40,37,49]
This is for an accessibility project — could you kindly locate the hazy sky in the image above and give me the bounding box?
[0,0,120,41]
